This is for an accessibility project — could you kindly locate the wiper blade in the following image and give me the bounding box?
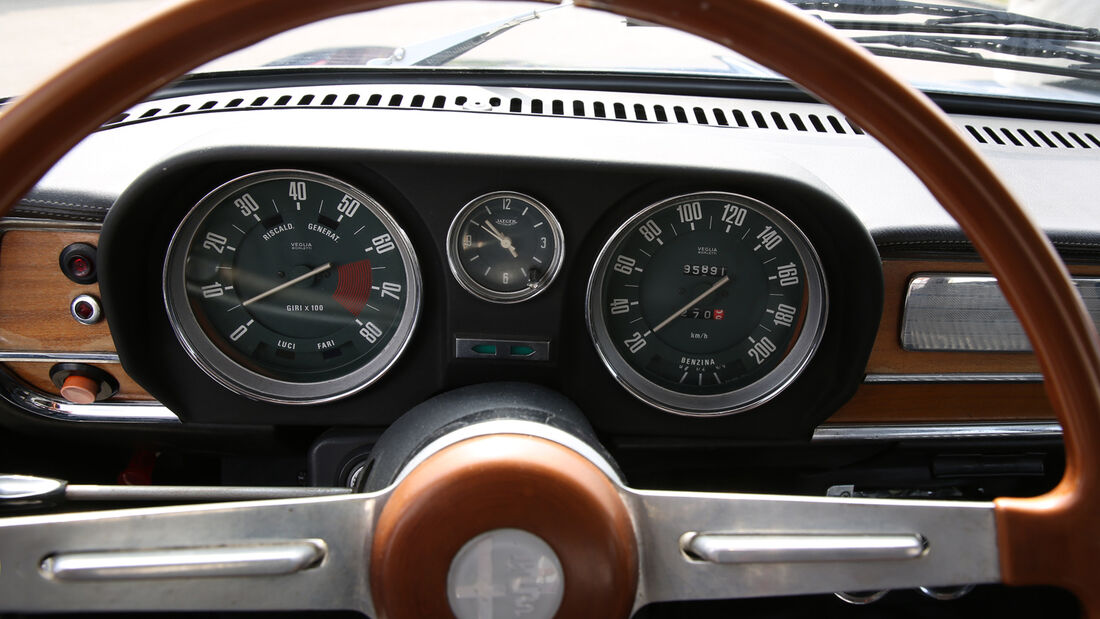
[789,0,1099,38]
[852,34,1100,82]
[855,34,1100,66]
[825,20,1099,42]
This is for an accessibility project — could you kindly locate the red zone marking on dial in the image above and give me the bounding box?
[333,259,372,316]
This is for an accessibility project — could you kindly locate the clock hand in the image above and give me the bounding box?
[483,220,519,258]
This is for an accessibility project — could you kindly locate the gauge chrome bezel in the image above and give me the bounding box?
[446,191,564,304]
[163,169,422,405]
[586,192,827,417]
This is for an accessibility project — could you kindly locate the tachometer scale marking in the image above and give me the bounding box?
[332,259,373,317]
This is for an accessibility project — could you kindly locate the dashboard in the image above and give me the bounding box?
[3,75,1097,471]
[1,79,896,437]
[2,71,1099,615]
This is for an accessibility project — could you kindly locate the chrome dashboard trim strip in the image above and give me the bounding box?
[0,351,120,363]
[0,217,102,232]
[7,386,180,423]
[812,421,1062,442]
[0,366,179,423]
[864,373,1043,384]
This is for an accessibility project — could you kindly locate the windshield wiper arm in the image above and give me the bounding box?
[370,3,567,68]
[789,0,1099,38]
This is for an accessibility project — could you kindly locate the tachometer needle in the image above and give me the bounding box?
[242,262,333,307]
[652,275,731,333]
[482,220,519,258]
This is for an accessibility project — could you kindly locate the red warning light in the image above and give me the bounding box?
[73,299,95,320]
[69,256,92,278]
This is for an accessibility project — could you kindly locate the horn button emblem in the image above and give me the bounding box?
[447,528,564,619]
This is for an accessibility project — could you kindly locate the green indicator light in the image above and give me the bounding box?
[472,344,497,355]
[510,345,536,357]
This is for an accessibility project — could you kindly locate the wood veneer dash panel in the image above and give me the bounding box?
[0,228,152,401]
[830,259,1100,423]
[0,229,115,352]
[830,382,1054,423]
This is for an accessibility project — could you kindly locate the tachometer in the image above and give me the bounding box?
[586,192,826,416]
[163,170,421,404]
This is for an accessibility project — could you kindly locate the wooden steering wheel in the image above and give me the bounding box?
[0,0,1098,616]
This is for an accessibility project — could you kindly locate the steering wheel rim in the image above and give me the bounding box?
[0,0,1098,612]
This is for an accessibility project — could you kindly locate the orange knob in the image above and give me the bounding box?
[60,374,99,404]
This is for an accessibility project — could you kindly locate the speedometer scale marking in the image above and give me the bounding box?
[588,192,825,416]
[166,170,421,404]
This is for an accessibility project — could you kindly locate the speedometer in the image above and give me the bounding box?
[163,170,421,404]
[586,192,826,416]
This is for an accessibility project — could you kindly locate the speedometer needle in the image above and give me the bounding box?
[242,262,333,307]
[652,275,731,333]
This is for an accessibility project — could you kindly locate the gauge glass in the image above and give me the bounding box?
[163,170,421,404]
[447,191,564,303]
[587,192,826,416]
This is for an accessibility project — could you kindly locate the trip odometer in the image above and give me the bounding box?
[164,170,421,404]
[587,192,826,416]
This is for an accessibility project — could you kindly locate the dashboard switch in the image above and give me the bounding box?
[49,363,119,403]
[60,375,98,404]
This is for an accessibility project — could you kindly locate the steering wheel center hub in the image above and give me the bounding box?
[447,528,564,619]
[369,432,637,619]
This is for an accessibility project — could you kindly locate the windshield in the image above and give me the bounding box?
[2,0,1099,105]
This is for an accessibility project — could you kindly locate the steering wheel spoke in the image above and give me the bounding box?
[0,493,384,614]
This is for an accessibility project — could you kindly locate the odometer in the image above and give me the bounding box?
[586,192,826,416]
[164,170,421,404]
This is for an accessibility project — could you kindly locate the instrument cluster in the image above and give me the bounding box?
[161,170,828,418]
[99,153,879,437]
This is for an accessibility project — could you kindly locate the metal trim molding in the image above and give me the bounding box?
[812,421,1062,442]
[864,373,1043,384]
